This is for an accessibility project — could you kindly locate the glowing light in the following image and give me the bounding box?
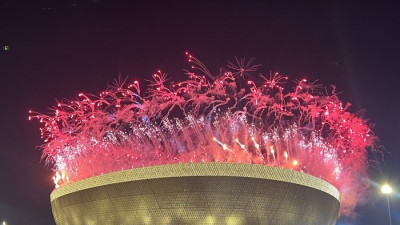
[30,53,376,216]
[382,184,393,194]
[52,170,69,188]
[213,137,231,151]
[270,146,275,161]
[235,138,246,150]
[251,137,261,155]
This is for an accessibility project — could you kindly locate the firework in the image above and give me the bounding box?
[30,52,375,216]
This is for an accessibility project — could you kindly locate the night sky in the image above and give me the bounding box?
[1,1,399,224]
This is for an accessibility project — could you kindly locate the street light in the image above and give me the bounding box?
[381,184,393,225]
[2,221,6,225]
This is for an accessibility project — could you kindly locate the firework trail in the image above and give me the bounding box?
[30,52,375,216]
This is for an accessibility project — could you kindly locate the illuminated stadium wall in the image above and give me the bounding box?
[51,163,340,225]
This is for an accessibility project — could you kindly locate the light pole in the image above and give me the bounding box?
[381,184,393,225]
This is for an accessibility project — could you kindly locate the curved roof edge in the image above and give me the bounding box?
[50,162,340,201]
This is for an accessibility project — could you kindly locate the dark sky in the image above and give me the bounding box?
[0,1,399,224]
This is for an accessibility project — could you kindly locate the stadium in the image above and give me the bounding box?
[51,163,340,225]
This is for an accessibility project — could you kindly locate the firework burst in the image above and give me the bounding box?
[30,52,375,216]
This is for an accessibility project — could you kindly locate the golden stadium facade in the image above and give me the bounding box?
[50,163,340,225]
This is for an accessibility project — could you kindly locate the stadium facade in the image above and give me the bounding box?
[51,163,340,225]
